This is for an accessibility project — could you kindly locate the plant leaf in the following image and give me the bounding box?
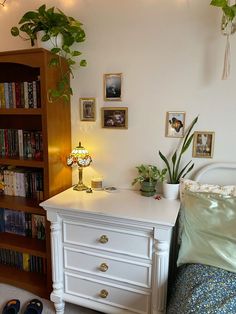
[10,27,19,37]
[159,150,172,183]
[210,0,227,7]
[80,59,87,67]
[176,161,193,183]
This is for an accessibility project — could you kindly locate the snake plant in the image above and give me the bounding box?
[159,116,198,184]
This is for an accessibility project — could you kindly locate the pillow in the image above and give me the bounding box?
[177,185,236,273]
[180,178,236,200]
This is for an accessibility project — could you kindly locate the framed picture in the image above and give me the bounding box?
[165,111,185,138]
[192,131,215,158]
[101,107,128,129]
[104,73,122,101]
[80,98,96,121]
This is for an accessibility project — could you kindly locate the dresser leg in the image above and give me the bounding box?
[151,228,171,314]
[49,218,65,314]
[54,300,65,314]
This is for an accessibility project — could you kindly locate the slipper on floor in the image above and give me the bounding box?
[23,299,43,314]
[2,299,20,314]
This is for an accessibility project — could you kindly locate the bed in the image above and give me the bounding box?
[167,162,236,314]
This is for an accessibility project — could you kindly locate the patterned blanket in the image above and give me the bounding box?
[167,263,236,314]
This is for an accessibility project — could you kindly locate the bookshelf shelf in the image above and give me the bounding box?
[0,48,72,299]
[0,157,44,168]
[0,233,46,257]
[0,108,42,115]
[0,264,47,298]
[0,195,43,214]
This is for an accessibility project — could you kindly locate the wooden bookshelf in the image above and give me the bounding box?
[0,48,72,298]
[0,264,47,297]
[0,233,46,257]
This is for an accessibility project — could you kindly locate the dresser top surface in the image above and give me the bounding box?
[40,188,180,227]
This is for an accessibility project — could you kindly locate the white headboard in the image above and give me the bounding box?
[194,162,236,185]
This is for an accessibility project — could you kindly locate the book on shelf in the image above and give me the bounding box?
[0,207,4,232]
[4,208,26,236]
[0,166,5,194]
[4,82,9,109]
[15,82,21,108]
[0,208,46,240]
[0,128,43,159]
[0,83,5,108]
[0,248,45,274]
[32,214,46,240]
[23,252,30,271]
[0,80,41,109]
[0,166,44,200]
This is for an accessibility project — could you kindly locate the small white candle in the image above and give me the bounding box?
[91,178,103,190]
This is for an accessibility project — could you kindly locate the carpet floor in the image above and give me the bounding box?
[0,284,102,313]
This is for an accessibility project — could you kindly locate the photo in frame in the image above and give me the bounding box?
[192,131,215,158]
[165,111,186,138]
[80,98,96,121]
[101,107,128,129]
[104,73,122,101]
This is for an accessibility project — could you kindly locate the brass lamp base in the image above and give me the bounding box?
[73,183,89,191]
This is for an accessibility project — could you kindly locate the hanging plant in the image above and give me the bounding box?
[11,4,87,102]
[210,0,236,79]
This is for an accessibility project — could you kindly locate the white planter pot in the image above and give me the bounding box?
[37,31,63,50]
[162,182,180,200]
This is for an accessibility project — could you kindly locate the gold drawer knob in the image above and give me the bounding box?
[99,263,109,272]
[99,289,109,298]
[99,235,109,244]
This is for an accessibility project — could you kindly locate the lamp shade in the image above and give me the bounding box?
[67,142,92,168]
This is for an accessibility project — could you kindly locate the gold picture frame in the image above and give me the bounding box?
[101,107,128,129]
[192,131,215,158]
[165,111,186,138]
[80,98,96,121]
[104,73,122,101]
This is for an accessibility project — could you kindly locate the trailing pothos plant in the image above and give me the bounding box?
[210,0,236,30]
[132,164,167,186]
[11,4,87,102]
[159,116,198,184]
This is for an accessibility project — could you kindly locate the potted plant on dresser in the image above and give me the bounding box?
[10,4,87,102]
[132,164,167,197]
[159,116,198,200]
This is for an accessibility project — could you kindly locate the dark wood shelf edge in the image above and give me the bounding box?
[0,108,42,115]
[0,233,47,257]
[0,157,44,168]
[0,194,45,214]
[0,264,49,298]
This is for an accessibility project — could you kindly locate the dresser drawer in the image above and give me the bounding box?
[63,220,152,259]
[64,247,151,288]
[65,272,150,314]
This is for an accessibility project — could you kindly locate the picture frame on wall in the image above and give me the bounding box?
[80,98,96,121]
[192,131,215,158]
[104,73,122,101]
[101,107,128,129]
[165,111,185,138]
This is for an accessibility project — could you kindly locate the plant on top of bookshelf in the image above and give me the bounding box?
[10,4,87,102]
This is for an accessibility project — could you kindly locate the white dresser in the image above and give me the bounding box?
[40,188,179,314]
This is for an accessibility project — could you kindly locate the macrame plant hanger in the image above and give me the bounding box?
[221,0,236,80]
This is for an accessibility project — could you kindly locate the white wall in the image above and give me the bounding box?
[1,0,235,188]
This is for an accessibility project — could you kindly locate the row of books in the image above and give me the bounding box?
[0,248,46,274]
[0,129,43,159]
[0,81,41,109]
[0,166,44,200]
[0,208,46,240]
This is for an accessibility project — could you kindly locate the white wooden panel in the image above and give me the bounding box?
[64,247,151,287]
[63,221,151,259]
[65,272,150,314]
